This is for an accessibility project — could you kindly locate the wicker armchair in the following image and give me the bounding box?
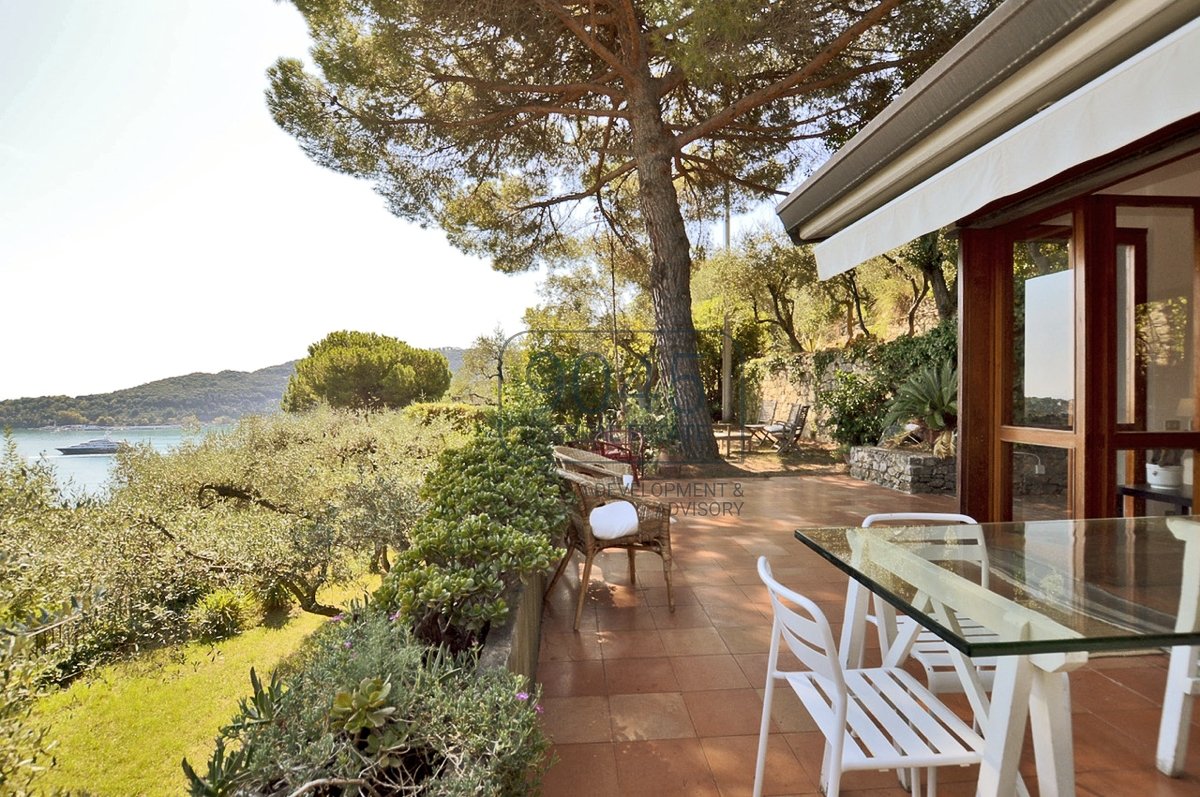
[547,447,674,630]
[552,444,630,482]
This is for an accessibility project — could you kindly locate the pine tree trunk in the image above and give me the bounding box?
[627,72,718,463]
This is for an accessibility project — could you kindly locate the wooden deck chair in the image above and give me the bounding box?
[743,399,778,445]
[764,403,808,452]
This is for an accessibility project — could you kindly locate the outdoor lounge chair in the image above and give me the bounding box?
[763,403,808,453]
[547,446,674,630]
[754,556,983,797]
[742,398,778,445]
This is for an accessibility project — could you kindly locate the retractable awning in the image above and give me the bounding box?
[808,15,1200,280]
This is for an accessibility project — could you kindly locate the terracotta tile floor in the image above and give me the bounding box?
[537,473,1200,796]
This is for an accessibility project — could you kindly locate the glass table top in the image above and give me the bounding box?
[796,516,1200,656]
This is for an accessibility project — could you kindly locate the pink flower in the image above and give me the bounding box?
[516,691,530,701]
[535,704,544,714]
[330,613,346,622]
[343,640,353,649]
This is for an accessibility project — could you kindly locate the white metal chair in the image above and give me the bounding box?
[842,513,999,695]
[753,556,983,797]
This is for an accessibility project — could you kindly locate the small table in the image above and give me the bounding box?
[796,517,1200,797]
[1117,482,1192,515]
[712,423,753,458]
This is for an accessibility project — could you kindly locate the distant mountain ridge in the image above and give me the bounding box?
[0,362,300,428]
[0,347,467,429]
[434,346,465,375]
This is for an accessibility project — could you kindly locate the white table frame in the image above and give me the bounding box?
[835,531,1088,797]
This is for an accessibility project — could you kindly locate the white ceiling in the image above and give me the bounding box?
[1100,150,1200,196]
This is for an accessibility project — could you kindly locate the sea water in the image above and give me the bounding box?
[5,426,222,498]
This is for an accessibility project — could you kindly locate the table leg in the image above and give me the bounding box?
[975,656,1033,797]
[1157,644,1199,776]
[1029,669,1075,797]
[838,579,871,668]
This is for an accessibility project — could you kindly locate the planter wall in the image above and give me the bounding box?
[849,445,1069,497]
[849,446,956,495]
[477,570,545,679]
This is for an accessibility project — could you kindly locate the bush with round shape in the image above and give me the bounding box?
[187,588,260,641]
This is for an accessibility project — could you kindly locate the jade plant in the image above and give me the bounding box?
[374,410,565,651]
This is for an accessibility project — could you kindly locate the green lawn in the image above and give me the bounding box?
[34,580,376,796]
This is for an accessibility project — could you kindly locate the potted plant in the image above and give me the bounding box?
[1147,449,1184,488]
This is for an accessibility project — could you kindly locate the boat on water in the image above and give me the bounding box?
[55,438,128,456]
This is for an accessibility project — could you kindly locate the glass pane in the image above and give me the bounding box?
[1011,443,1070,521]
[1116,447,1194,518]
[796,516,1200,656]
[1012,218,1074,429]
[1114,206,1196,432]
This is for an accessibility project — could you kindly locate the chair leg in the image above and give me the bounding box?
[662,550,675,612]
[821,746,841,797]
[574,552,597,631]
[752,675,775,797]
[627,547,637,584]
[544,542,577,601]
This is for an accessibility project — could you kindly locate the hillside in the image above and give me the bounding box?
[0,362,298,428]
[0,347,468,429]
[435,347,465,375]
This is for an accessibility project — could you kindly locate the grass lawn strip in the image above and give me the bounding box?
[34,579,375,796]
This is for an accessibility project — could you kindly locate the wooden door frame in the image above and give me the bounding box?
[960,198,1200,521]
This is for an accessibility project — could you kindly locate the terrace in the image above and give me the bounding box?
[535,470,1200,796]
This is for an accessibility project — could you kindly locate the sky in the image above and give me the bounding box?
[0,0,547,401]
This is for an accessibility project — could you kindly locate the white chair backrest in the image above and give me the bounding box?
[759,399,777,423]
[862,512,988,588]
[757,556,845,691]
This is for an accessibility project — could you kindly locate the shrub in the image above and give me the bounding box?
[0,637,55,792]
[403,401,491,432]
[250,578,294,614]
[182,611,550,795]
[374,411,564,651]
[187,588,260,641]
[822,370,893,448]
[1,548,62,791]
[815,320,958,448]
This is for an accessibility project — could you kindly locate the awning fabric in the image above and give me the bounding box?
[814,15,1200,280]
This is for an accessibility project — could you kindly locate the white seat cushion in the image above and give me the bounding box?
[589,500,640,540]
[764,423,787,433]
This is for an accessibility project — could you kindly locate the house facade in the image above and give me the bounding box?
[777,0,1200,521]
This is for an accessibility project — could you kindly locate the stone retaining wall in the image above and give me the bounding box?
[477,570,544,679]
[849,446,956,494]
[848,445,1069,497]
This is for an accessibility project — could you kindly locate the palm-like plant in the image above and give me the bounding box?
[883,359,958,457]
